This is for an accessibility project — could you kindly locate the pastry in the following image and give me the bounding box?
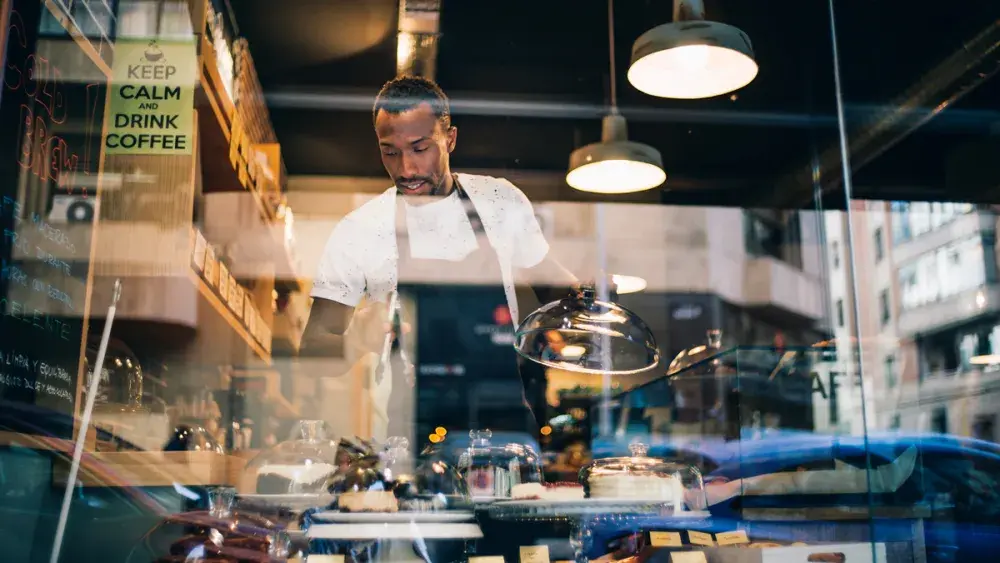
[338,490,399,512]
[588,474,677,501]
[511,482,545,499]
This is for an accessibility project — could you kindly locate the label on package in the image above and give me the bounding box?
[650,531,683,547]
[519,545,550,563]
[470,558,505,563]
[715,530,750,545]
[671,552,707,563]
[687,531,715,546]
[307,556,344,563]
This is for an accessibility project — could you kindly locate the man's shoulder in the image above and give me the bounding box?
[338,187,396,230]
[459,173,526,205]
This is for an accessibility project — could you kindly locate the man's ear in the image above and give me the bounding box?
[447,125,458,153]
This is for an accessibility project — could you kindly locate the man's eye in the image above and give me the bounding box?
[382,151,399,157]
[413,146,428,153]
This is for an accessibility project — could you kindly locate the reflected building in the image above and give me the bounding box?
[825,201,1000,440]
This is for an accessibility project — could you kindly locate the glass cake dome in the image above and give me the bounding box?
[242,420,341,495]
[453,430,543,499]
[332,437,472,512]
[515,286,659,375]
[579,443,707,511]
[667,329,726,376]
[127,486,291,563]
[83,336,145,412]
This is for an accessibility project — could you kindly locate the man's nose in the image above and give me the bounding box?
[401,152,420,177]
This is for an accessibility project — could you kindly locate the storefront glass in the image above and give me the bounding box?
[1,0,997,562]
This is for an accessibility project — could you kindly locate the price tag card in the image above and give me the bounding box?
[715,530,749,546]
[670,552,707,563]
[469,557,505,563]
[649,531,683,547]
[687,531,714,547]
[519,545,550,563]
[307,556,344,563]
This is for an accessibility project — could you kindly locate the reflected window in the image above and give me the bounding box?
[879,289,891,327]
[932,407,948,434]
[874,227,884,262]
[836,299,845,328]
[832,240,840,269]
[973,415,996,442]
[884,355,897,389]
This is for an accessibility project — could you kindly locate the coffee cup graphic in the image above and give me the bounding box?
[144,41,164,62]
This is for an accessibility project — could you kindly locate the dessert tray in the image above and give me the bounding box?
[238,493,336,509]
[310,511,476,524]
[489,498,708,519]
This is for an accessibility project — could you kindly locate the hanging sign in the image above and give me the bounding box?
[105,39,196,155]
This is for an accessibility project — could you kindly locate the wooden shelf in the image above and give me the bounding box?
[53,450,249,488]
[197,33,274,222]
[191,268,272,366]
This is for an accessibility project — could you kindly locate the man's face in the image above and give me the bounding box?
[375,102,457,197]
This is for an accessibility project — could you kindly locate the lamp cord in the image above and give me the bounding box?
[608,0,619,114]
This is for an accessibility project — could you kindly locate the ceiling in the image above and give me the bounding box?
[229,0,1000,209]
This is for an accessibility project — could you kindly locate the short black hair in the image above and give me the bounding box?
[372,75,451,127]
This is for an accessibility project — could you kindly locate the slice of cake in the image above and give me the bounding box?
[337,490,399,512]
[510,482,545,500]
[540,482,584,501]
[588,474,677,501]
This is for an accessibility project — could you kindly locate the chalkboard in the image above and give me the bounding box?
[0,1,108,439]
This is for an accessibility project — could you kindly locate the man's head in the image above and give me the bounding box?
[373,76,457,197]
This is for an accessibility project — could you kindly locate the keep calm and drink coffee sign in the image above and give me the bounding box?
[106,39,196,155]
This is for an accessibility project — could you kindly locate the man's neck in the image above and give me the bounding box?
[436,172,456,197]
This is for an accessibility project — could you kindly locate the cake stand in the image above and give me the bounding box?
[305,511,483,562]
[488,499,710,563]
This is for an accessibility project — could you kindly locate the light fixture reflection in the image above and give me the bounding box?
[567,114,665,194]
[612,274,647,294]
[627,1,757,99]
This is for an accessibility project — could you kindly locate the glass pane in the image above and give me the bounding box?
[1,0,950,561]
[833,1,1000,562]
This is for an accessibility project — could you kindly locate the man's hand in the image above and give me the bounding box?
[347,300,411,358]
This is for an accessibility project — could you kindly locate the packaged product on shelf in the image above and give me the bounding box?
[192,228,207,272]
[203,245,218,287]
[244,294,256,330]
[218,261,230,297]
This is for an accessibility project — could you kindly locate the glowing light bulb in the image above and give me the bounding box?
[676,44,711,70]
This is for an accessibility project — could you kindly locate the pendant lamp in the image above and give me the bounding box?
[627,0,758,99]
[566,0,666,194]
[515,285,660,375]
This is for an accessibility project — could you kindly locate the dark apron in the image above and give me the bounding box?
[384,182,540,443]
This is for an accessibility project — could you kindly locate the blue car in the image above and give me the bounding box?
[592,431,1000,563]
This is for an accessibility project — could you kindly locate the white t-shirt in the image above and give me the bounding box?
[311,173,549,323]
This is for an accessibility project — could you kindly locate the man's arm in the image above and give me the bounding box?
[300,297,354,357]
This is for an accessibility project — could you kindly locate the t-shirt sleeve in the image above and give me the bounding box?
[501,179,550,269]
[310,219,366,307]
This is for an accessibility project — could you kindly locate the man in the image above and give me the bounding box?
[303,76,575,439]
